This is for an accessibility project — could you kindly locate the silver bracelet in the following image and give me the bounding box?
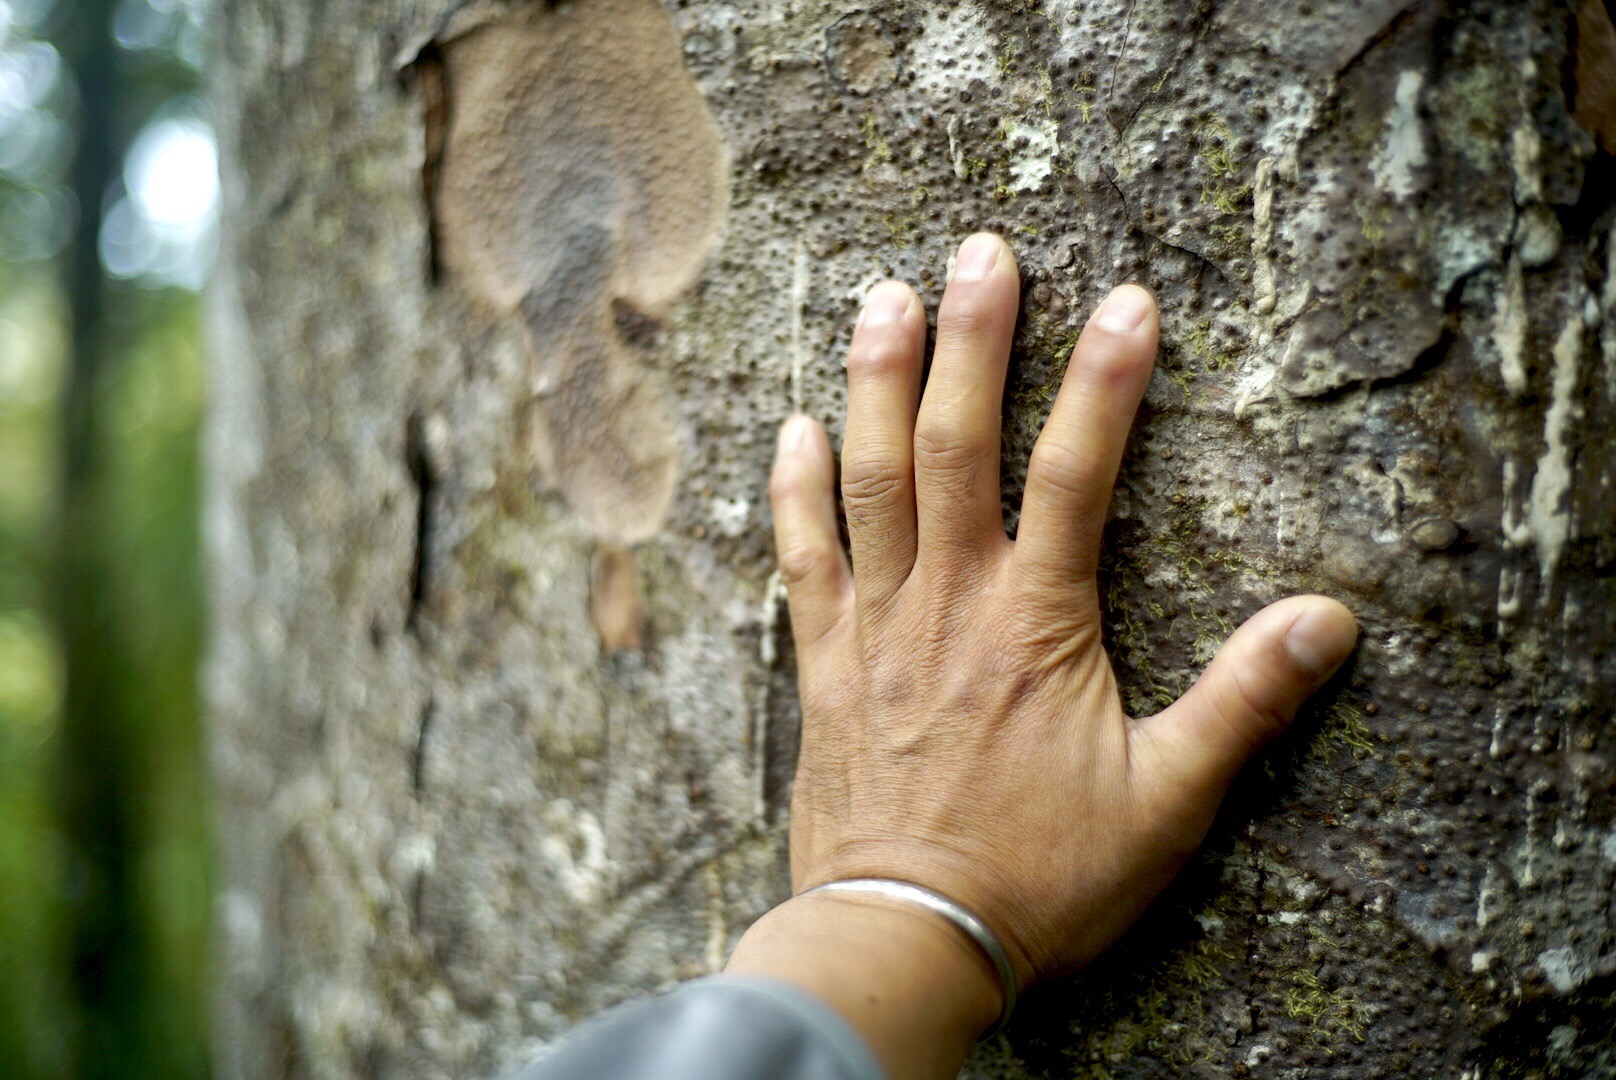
[797,878,1018,1040]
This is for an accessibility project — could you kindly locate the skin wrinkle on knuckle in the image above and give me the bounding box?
[1002,614,1089,677]
[840,455,909,508]
[1026,440,1099,503]
[777,542,834,588]
[934,296,1008,346]
[912,421,987,480]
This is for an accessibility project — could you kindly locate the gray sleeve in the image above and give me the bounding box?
[502,975,886,1080]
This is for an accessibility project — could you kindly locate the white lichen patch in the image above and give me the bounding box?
[1003,117,1059,192]
[539,800,610,905]
[709,495,751,537]
[1257,82,1319,177]
[1511,118,1544,205]
[1252,156,1278,314]
[910,1,1000,100]
[1536,945,1587,994]
[1492,259,1530,396]
[1372,70,1427,201]
[1433,220,1502,293]
[1526,308,1584,585]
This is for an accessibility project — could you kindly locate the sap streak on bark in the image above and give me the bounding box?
[433,0,729,544]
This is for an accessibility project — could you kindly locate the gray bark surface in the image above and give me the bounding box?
[208,1,1616,1077]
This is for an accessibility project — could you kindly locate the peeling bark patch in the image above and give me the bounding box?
[432,0,729,544]
[589,543,643,653]
[825,12,899,95]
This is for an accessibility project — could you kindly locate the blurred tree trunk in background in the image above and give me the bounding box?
[209,1,1616,1077]
[56,8,135,1077]
[55,2,210,1078]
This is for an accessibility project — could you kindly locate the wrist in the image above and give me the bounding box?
[726,890,1002,1080]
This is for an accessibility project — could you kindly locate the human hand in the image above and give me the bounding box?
[729,233,1356,1074]
[767,232,1357,984]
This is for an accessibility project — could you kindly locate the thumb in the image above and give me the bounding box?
[1136,595,1358,801]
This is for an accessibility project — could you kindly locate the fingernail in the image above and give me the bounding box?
[1285,605,1359,675]
[778,415,812,455]
[860,281,913,327]
[951,233,1001,282]
[1094,285,1153,333]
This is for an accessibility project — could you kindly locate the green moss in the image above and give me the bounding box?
[1036,66,1056,116]
[1284,970,1373,1044]
[1185,318,1242,374]
[1354,199,1391,253]
[1313,701,1377,760]
[1192,116,1253,221]
[859,115,892,169]
[1430,62,1511,171]
[1067,898,1241,1076]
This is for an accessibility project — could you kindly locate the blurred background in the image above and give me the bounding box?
[2,0,212,1075]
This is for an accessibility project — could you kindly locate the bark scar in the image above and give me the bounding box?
[428,0,730,546]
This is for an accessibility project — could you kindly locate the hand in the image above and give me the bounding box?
[728,234,1357,1078]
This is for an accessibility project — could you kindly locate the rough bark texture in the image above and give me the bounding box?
[208,1,1616,1077]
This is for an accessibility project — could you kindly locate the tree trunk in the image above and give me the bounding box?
[208,1,1616,1076]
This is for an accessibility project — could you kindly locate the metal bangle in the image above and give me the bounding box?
[797,878,1018,1040]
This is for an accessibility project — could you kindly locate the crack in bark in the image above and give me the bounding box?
[411,696,435,797]
[405,413,449,636]
[1292,267,1480,404]
[414,43,446,286]
[1243,844,1269,1046]
[1106,0,1141,117]
[1329,0,1422,84]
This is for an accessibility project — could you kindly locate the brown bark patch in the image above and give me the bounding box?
[589,543,643,652]
[1576,0,1616,153]
[432,0,729,544]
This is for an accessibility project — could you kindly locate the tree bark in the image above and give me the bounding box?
[208,1,1616,1076]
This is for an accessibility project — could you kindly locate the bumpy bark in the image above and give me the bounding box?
[208,1,1616,1077]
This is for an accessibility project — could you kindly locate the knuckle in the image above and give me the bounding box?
[1223,665,1290,748]
[862,657,914,707]
[936,291,1005,341]
[1026,440,1095,501]
[847,335,916,380]
[769,460,813,504]
[913,418,985,479]
[767,470,796,504]
[798,676,845,722]
[1078,338,1154,389]
[777,541,836,588]
[841,453,908,508]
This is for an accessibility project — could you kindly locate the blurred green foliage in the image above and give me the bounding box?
[0,252,210,1080]
[1,0,211,1075]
